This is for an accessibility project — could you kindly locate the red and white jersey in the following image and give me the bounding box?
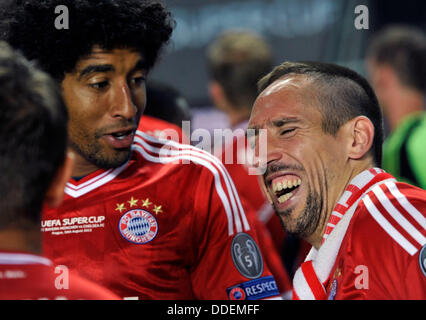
[293,168,426,300]
[42,131,281,300]
[0,251,118,300]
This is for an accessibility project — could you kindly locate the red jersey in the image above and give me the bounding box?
[292,168,426,300]
[138,115,189,144]
[218,125,292,296]
[42,131,281,300]
[0,251,118,300]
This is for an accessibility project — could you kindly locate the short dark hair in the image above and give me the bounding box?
[366,25,426,92]
[207,30,273,110]
[0,41,68,228]
[145,80,192,127]
[258,61,384,166]
[0,0,174,81]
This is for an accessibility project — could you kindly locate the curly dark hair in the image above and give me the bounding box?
[0,0,174,80]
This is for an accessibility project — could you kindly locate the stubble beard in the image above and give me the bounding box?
[273,185,322,240]
[69,133,132,170]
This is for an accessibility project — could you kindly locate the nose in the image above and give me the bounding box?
[248,129,280,175]
[110,82,139,120]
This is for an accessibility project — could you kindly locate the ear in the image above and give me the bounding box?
[45,152,75,208]
[346,116,375,161]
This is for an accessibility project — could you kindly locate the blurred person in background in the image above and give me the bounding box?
[207,29,304,297]
[0,41,118,299]
[366,25,426,189]
[139,80,191,144]
[144,80,192,128]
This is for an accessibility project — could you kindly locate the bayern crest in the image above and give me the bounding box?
[119,209,158,244]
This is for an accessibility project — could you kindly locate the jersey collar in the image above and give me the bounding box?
[65,156,135,198]
[322,168,395,244]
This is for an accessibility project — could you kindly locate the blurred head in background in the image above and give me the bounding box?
[366,25,426,132]
[207,29,273,127]
[144,80,192,127]
[0,41,72,252]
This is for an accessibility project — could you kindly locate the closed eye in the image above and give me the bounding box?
[280,128,296,136]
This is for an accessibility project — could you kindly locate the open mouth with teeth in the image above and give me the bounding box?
[102,129,135,149]
[111,130,133,140]
[271,177,301,204]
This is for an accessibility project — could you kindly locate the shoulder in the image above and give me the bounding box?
[132,131,251,237]
[383,114,423,152]
[343,181,426,298]
[132,130,228,177]
[352,180,426,257]
[138,115,188,144]
[385,113,426,154]
[67,271,120,300]
[406,114,426,153]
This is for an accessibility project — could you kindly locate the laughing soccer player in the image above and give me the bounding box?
[248,61,426,299]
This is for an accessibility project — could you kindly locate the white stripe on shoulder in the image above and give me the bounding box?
[134,135,242,233]
[135,131,251,234]
[136,131,250,231]
[132,144,236,235]
[372,185,426,247]
[0,253,52,266]
[363,195,418,255]
[384,181,426,229]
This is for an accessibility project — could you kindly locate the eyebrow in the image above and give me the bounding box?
[77,59,148,81]
[78,64,114,80]
[246,117,300,138]
[270,117,300,127]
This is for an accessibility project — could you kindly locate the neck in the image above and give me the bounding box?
[385,88,424,132]
[70,148,99,177]
[0,227,41,254]
[309,161,374,250]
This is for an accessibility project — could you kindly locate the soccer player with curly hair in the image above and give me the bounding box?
[0,0,281,300]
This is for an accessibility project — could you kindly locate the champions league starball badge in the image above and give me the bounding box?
[231,232,263,279]
[119,209,158,244]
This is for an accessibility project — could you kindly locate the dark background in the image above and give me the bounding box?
[150,0,426,108]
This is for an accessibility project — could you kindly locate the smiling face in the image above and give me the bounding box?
[248,76,351,243]
[61,46,147,176]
